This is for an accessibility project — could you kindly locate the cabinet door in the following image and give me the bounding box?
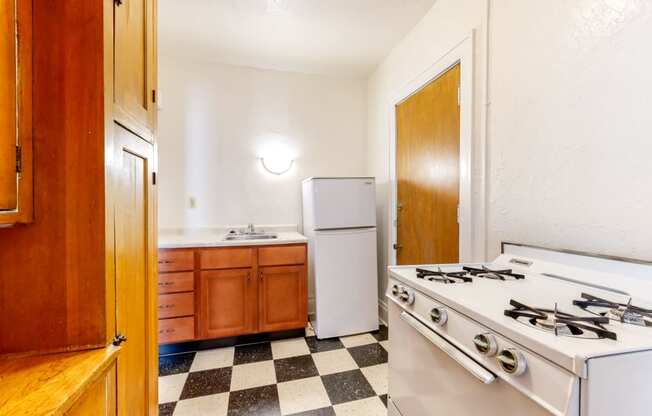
[0,0,32,224]
[200,269,257,339]
[113,0,156,140]
[113,124,157,416]
[259,266,307,332]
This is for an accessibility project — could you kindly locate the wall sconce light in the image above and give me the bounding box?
[260,156,294,175]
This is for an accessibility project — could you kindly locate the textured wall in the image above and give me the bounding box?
[368,0,652,318]
[487,0,652,260]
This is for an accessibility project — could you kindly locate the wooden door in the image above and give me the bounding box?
[200,269,257,338]
[0,0,17,210]
[0,0,32,223]
[113,124,157,416]
[114,0,156,140]
[259,266,307,332]
[396,64,460,265]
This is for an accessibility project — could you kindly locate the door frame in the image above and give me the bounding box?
[388,31,484,265]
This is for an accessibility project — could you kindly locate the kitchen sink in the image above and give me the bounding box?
[222,233,278,241]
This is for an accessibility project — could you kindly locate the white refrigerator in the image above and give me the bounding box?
[302,177,379,339]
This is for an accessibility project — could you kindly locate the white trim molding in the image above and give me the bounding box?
[387,31,486,266]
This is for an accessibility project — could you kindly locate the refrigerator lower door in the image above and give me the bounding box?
[313,227,379,339]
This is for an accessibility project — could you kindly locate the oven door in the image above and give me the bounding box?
[388,301,555,416]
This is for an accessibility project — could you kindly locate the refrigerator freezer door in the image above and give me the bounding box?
[312,227,379,339]
[304,178,376,230]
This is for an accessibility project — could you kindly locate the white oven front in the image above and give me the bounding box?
[388,300,561,416]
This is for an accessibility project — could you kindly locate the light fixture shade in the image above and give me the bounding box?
[260,156,294,175]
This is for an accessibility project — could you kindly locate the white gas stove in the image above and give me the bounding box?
[386,242,652,416]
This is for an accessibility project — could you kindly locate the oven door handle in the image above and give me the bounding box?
[400,311,496,384]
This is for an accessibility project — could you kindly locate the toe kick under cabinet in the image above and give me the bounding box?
[157,244,307,344]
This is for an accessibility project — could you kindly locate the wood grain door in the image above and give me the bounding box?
[0,0,31,223]
[199,269,257,339]
[113,124,156,416]
[259,266,307,332]
[114,0,156,140]
[396,64,461,265]
[0,0,17,210]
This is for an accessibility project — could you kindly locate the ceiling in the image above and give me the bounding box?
[158,0,437,77]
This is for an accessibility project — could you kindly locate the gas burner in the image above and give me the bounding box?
[504,299,617,340]
[573,293,652,328]
[416,267,472,284]
[463,266,525,281]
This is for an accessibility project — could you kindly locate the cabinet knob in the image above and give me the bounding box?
[114,0,124,6]
[112,333,128,346]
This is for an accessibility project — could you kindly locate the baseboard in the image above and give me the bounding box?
[378,298,388,326]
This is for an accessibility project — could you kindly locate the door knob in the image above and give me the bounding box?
[112,333,128,346]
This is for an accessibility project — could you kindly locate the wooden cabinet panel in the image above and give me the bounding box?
[0,0,32,224]
[258,245,306,266]
[113,0,156,140]
[259,265,307,332]
[158,292,194,319]
[159,249,195,272]
[199,269,257,338]
[159,317,195,344]
[200,247,254,270]
[158,271,194,294]
[113,124,156,416]
[65,361,116,416]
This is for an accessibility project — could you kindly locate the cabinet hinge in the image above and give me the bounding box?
[152,172,157,185]
[15,145,21,173]
[152,89,157,103]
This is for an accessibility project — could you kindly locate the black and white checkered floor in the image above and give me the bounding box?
[159,325,389,416]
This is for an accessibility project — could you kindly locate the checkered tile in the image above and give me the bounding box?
[158,324,389,416]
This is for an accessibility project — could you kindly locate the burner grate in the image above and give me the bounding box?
[504,299,617,340]
[416,267,472,284]
[463,266,525,281]
[573,293,652,328]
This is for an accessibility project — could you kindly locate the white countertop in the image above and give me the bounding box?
[158,225,307,249]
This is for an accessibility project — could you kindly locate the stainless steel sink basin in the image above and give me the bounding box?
[223,233,278,241]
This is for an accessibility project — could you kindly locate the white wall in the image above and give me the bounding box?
[157,58,368,229]
[368,0,652,314]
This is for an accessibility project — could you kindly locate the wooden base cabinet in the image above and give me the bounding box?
[259,265,307,333]
[200,269,257,339]
[159,244,308,344]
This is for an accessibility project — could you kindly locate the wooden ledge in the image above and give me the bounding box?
[0,346,119,416]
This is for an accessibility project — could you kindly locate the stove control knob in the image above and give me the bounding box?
[473,333,498,356]
[430,308,448,325]
[391,285,400,296]
[497,348,527,376]
[399,288,415,305]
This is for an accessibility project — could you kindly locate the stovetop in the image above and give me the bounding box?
[388,245,652,375]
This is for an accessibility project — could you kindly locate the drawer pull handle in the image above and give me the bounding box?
[159,328,176,334]
[159,304,175,309]
[159,281,174,286]
[159,260,174,264]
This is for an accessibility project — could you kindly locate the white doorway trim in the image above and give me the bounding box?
[388,31,484,266]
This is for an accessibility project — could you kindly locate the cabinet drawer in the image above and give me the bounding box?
[199,247,254,270]
[258,245,306,266]
[158,272,194,294]
[158,249,194,272]
[159,317,195,344]
[158,292,194,319]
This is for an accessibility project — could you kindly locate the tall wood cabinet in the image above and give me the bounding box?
[0,0,32,224]
[0,0,158,414]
